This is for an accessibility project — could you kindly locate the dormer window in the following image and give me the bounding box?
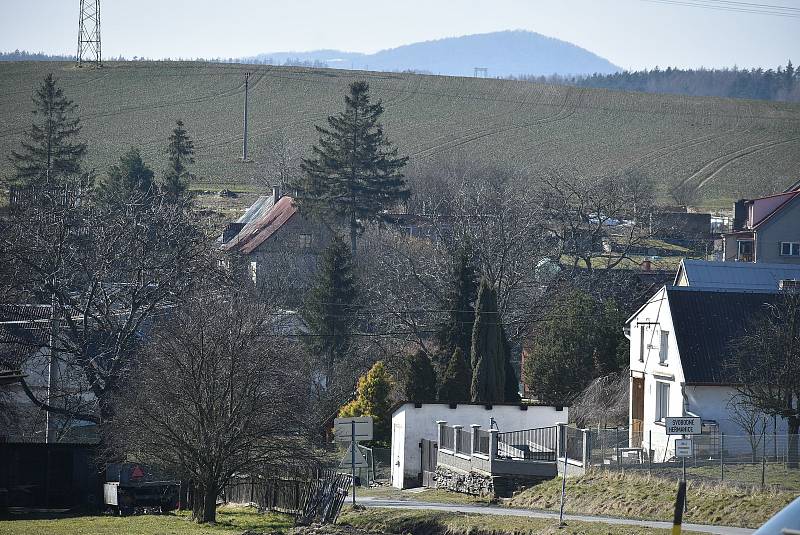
[781,242,800,257]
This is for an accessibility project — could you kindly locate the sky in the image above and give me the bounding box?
[0,0,797,70]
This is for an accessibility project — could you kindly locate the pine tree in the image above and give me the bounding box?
[95,148,155,207]
[437,347,471,402]
[163,120,195,203]
[470,278,505,403]
[403,350,437,403]
[9,73,87,187]
[297,81,410,255]
[437,243,478,359]
[302,238,359,392]
[339,361,394,443]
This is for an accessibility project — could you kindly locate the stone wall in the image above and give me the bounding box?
[433,466,494,497]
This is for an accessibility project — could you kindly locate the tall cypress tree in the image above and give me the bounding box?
[501,327,521,402]
[403,350,437,403]
[302,238,359,392]
[9,73,87,187]
[437,243,478,360]
[470,278,505,403]
[163,120,195,204]
[438,347,471,403]
[297,81,410,256]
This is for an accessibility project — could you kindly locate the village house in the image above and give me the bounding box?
[722,184,800,263]
[675,258,800,291]
[626,285,788,462]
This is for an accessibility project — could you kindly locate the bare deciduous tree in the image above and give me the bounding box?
[105,288,316,523]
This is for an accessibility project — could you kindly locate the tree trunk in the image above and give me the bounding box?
[788,416,799,469]
[350,218,357,257]
[192,480,218,523]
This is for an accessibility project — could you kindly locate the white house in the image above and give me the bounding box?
[390,401,568,489]
[627,285,787,461]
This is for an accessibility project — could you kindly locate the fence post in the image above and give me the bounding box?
[616,427,620,466]
[557,423,567,460]
[488,429,499,473]
[436,421,446,449]
[453,425,463,454]
[761,456,766,490]
[648,429,652,477]
[582,429,590,472]
[720,433,724,481]
[470,424,481,455]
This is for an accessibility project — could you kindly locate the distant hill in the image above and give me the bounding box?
[254,31,621,77]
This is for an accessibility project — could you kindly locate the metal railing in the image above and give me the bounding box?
[497,426,558,462]
[456,428,472,454]
[441,425,455,451]
[474,429,490,456]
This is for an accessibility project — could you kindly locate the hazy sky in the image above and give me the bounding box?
[1,0,797,70]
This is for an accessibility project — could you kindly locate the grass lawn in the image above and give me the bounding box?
[356,485,492,505]
[687,463,800,491]
[0,505,292,535]
[508,471,796,528]
[339,507,697,535]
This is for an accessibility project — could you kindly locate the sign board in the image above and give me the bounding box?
[675,439,693,458]
[334,416,373,442]
[665,417,702,435]
[339,442,369,469]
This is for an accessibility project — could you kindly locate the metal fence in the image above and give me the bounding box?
[474,429,490,456]
[497,426,558,462]
[441,426,455,450]
[456,428,472,454]
[565,426,585,463]
[589,429,800,492]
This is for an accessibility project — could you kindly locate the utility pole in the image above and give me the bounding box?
[77,0,102,67]
[242,72,251,161]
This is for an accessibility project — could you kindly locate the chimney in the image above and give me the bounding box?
[732,200,747,231]
[272,185,282,205]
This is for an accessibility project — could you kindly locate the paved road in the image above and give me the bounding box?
[357,497,755,535]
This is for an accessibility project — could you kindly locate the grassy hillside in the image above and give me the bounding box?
[1,61,799,208]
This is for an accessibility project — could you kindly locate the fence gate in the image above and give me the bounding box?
[420,439,438,487]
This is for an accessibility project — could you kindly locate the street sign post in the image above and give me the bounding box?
[333,417,373,505]
[675,439,692,458]
[665,417,702,435]
[340,443,369,469]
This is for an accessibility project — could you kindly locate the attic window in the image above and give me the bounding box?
[781,242,800,257]
[298,234,312,249]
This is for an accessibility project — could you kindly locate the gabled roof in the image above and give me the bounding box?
[0,304,51,366]
[675,259,800,292]
[216,194,277,244]
[752,190,800,229]
[665,286,781,385]
[222,196,298,255]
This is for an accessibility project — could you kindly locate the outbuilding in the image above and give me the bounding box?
[390,402,568,489]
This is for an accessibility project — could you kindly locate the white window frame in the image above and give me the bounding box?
[780,242,800,257]
[298,233,312,249]
[655,381,670,422]
[249,261,257,285]
[737,240,754,262]
[659,330,669,365]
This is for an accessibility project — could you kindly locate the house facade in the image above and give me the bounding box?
[722,187,800,264]
[627,286,787,461]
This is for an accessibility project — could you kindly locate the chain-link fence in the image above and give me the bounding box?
[587,427,800,491]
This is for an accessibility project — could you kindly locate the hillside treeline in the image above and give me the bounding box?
[0,50,73,61]
[517,62,800,103]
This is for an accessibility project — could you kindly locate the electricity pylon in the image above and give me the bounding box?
[77,0,101,66]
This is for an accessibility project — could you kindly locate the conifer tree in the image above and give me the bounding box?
[302,238,359,392]
[163,120,195,203]
[470,278,505,403]
[403,350,437,403]
[437,347,471,402]
[437,243,478,360]
[501,326,521,402]
[95,148,155,207]
[9,73,87,187]
[339,361,394,443]
[297,81,410,255]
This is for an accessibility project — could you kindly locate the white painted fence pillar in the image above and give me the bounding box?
[453,425,463,454]
[436,420,446,448]
[489,429,499,474]
[470,424,481,455]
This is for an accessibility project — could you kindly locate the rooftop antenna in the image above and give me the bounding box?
[474,67,488,78]
[77,0,102,67]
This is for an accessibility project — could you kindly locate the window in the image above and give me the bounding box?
[781,242,800,257]
[655,381,670,422]
[249,261,257,285]
[639,326,646,362]
[737,240,754,262]
[659,330,669,365]
[298,234,312,248]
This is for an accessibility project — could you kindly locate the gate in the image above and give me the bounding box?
[420,439,437,487]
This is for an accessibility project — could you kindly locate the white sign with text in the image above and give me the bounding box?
[665,417,702,435]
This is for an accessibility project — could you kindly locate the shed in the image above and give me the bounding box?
[389,402,567,489]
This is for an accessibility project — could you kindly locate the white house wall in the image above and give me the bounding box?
[390,403,568,489]
[684,386,787,438]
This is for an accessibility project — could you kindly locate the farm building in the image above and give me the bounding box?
[389,402,567,489]
[626,285,787,462]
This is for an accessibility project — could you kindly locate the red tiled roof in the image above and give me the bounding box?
[222,196,298,255]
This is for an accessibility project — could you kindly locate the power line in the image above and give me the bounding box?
[637,0,800,17]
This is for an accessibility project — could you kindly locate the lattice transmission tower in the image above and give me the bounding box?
[77,0,102,66]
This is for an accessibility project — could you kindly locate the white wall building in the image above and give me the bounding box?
[390,402,568,489]
[627,285,787,462]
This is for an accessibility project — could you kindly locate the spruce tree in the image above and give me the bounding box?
[470,278,505,403]
[437,243,478,359]
[403,350,437,403]
[95,148,155,207]
[297,81,410,255]
[302,238,359,392]
[437,347,471,403]
[9,73,87,187]
[163,120,195,204]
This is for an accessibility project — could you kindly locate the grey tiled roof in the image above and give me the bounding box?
[677,260,800,292]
